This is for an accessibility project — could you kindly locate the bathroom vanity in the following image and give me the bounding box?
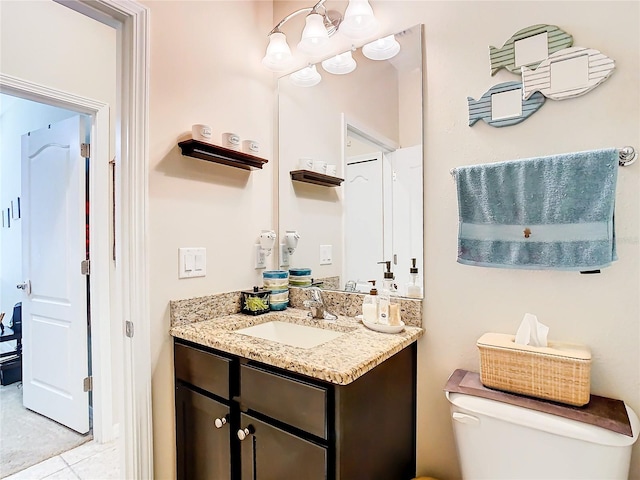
[171,308,422,480]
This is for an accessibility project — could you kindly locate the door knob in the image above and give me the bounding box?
[214,417,227,429]
[237,425,254,441]
[16,281,31,294]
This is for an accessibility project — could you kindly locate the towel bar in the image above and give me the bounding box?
[618,146,636,166]
[449,146,637,178]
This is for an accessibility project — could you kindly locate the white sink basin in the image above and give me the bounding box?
[235,321,345,349]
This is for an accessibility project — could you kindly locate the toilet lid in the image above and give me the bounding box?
[445,369,638,444]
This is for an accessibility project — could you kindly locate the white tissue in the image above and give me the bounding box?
[514,313,549,347]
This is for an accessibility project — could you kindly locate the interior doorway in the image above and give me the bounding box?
[0,94,109,478]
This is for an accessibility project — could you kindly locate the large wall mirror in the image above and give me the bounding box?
[278,24,424,298]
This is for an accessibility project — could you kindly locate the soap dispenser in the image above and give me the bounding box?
[406,257,423,298]
[377,261,394,325]
[362,280,378,324]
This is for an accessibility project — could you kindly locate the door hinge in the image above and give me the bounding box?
[83,376,93,392]
[81,143,90,158]
[125,320,134,338]
[81,260,90,275]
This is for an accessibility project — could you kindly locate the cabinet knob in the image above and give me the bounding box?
[214,417,227,429]
[237,425,254,441]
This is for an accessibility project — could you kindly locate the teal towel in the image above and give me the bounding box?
[455,148,618,270]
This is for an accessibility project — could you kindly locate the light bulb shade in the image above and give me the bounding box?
[340,0,378,39]
[362,34,401,61]
[297,13,330,54]
[290,65,322,87]
[321,51,357,75]
[262,32,293,71]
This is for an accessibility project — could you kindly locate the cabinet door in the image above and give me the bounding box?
[176,384,232,480]
[239,413,327,480]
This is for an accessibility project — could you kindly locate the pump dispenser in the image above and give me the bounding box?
[406,257,422,298]
[362,280,378,324]
[376,261,394,325]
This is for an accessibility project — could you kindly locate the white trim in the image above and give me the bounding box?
[45,0,152,478]
[0,74,114,443]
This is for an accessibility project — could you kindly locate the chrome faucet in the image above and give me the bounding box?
[303,287,337,321]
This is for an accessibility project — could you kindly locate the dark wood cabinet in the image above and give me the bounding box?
[174,339,416,480]
[175,384,234,480]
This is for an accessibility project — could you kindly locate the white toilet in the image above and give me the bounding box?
[446,391,639,479]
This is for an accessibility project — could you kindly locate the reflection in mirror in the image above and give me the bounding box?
[278,24,423,298]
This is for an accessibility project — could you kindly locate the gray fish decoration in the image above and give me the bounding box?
[468,81,546,127]
[490,24,573,76]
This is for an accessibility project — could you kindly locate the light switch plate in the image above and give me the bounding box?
[179,247,206,278]
[320,244,332,265]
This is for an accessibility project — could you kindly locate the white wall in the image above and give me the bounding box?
[148,2,639,478]
[370,2,638,478]
[0,96,76,317]
[143,1,275,476]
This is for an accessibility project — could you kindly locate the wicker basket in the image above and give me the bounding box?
[477,332,591,406]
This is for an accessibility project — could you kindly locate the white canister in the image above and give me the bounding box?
[192,124,212,142]
[222,132,241,150]
[325,164,337,176]
[242,140,260,154]
[298,157,314,170]
[312,160,327,174]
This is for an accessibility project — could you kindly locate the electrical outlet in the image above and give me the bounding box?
[319,244,332,265]
[255,244,266,269]
[280,244,290,267]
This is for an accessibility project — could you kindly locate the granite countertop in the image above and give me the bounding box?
[170,308,424,385]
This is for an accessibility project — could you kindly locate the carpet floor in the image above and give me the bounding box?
[0,383,91,478]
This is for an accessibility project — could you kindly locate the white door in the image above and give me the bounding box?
[390,145,423,293]
[20,115,90,434]
[344,152,384,290]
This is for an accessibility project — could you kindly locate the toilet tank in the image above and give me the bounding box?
[446,391,639,480]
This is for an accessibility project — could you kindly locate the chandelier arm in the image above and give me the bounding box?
[268,0,329,36]
[269,7,312,35]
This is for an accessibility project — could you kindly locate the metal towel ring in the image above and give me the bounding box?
[618,146,637,166]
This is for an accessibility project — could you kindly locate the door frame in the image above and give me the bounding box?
[1,0,152,477]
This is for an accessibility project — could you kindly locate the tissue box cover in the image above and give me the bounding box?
[477,332,591,406]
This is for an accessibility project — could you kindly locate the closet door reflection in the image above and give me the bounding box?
[345,152,384,290]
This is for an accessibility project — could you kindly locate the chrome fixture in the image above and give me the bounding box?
[303,287,338,321]
[262,0,378,72]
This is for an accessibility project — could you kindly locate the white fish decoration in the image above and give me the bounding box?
[522,47,615,101]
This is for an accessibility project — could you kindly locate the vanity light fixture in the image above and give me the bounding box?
[262,0,378,72]
[362,34,401,61]
[321,50,357,75]
[290,65,322,87]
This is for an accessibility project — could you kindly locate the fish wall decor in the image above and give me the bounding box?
[490,24,573,76]
[468,81,546,127]
[522,46,615,100]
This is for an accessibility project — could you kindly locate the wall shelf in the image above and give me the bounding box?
[290,169,344,187]
[178,138,268,170]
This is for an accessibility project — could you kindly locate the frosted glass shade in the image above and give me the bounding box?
[362,35,401,60]
[321,51,357,75]
[290,65,322,87]
[262,32,293,71]
[297,13,330,54]
[340,0,378,39]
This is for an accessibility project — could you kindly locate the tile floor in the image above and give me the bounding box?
[4,440,120,480]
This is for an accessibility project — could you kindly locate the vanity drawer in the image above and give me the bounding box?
[240,363,328,439]
[175,343,231,400]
